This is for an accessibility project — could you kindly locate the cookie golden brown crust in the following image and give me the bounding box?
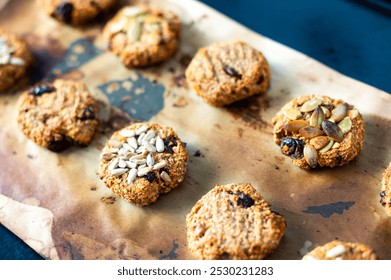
[98,123,188,206]
[302,240,379,260]
[39,0,116,25]
[380,162,391,215]
[102,5,180,68]
[0,30,33,92]
[272,95,364,170]
[17,79,98,152]
[186,183,286,260]
[185,41,270,107]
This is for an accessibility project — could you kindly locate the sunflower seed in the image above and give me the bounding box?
[138,164,146,170]
[130,154,144,160]
[160,171,171,182]
[127,19,142,42]
[108,158,120,170]
[109,18,127,33]
[299,126,323,139]
[319,139,334,153]
[309,106,325,128]
[126,161,137,169]
[127,168,138,184]
[153,160,167,170]
[128,137,138,149]
[109,139,122,148]
[118,159,127,168]
[118,148,128,155]
[119,129,135,137]
[282,107,302,120]
[310,136,329,150]
[132,159,146,165]
[321,120,343,142]
[10,57,25,66]
[300,98,322,112]
[348,109,359,119]
[283,120,310,133]
[136,125,148,135]
[144,130,156,142]
[136,146,146,154]
[321,106,331,118]
[110,168,128,176]
[304,144,318,168]
[325,245,346,258]
[123,6,142,17]
[338,117,352,134]
[330,103,348,122]
[143,141,156,152]
[106,148,119,153]
[149,138,156,145]
[147,153,154,167]
[332,142,340,149]
[137,132,146,145]
[122,143,135,152]
[137,166,153,177]
[156,136,165,152]
[0,53,10,64]
[101,152,115,160]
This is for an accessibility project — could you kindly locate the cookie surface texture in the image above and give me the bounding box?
[185,41,270,107]
[39,0,116,25]
[380,162,391,215]
[302,240,379,260]
[186,183,286,260]
[98,123,188,206]
[103,5,180,68]
[0,30,32,92]
[272,95,364,169]
[17,79,99,152]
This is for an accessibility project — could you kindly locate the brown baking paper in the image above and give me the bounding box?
[0,0,391,260]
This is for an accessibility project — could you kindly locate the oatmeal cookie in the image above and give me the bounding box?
[272,95,364,170]
[302,240,379,260]
[185,41,270,107]
[102,5,180,68]
[17,79,98,152]
[380,162,391,215]
[39,0,116,25]
[0,30,32,92]
[98,123,188,206]
[186,183,286,260]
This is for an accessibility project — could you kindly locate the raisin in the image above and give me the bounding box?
[145,172,158,183]
[223,65,242,79]
[280,138,305,159]
[47,137,73,153]
[163,138,177,154]
[236,191,255,208]
[256,74,265,84]
[54,2,74,23]
[29,84,55,96]
[80,106,95,120]
[380,191,386,197]
[193,150,201,157]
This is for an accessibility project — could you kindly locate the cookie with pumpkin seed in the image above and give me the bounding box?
[272,95,364,170]
[380,162,391,215]
[186,183,286,260]
[185,41,270,107]
[302,240,379,260]
[102,5,180,68]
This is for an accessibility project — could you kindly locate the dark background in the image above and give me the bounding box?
[1,0,390,260]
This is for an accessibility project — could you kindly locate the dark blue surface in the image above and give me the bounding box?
[1,0,391,260]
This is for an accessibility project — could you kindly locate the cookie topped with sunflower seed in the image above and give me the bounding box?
[272,95,364,170]
[102,5,180,68]
[380,162,391,215]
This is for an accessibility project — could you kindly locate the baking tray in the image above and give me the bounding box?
[0,0,390,259]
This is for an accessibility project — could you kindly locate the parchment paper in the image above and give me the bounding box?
[0,0,390,260]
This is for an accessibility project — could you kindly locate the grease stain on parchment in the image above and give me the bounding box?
[303,201,355,218]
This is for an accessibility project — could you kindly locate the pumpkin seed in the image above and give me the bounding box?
[319,139,334,153]
[304,144,318,168]
[330,103,348,122]
[299,126,323,139]
[338,117,352,134]
[310,136,330,150]
[309,105,325,127]
[283,107,302,120]
[332,142,340,149]
[321,106,331,118]
[127,20,142,41]
[348,109,359,119]
[321,120,343,142]
[300,98,322,112]
[283,120,309,133]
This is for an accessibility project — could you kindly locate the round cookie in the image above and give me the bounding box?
[39,0,116,25]
[380,162,391,215]
[185,41,270,107]
[0,30,33,92]
[302,241,379,260]
[102,5,181,68]
[186,183,286,260]
[98,123,188,206]
[272,95,364,170]
[17,79,98,152]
